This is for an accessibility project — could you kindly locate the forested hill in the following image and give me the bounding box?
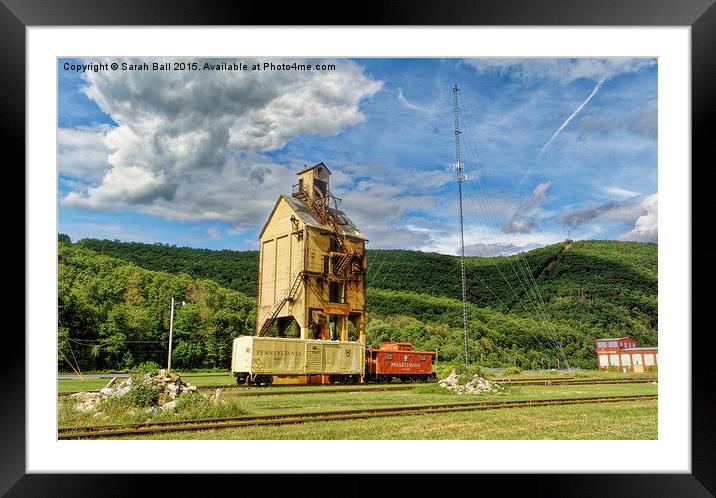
[74,238,259,296]
[61,236,657,369]
[73,237,656,316]
[58,242,256,372]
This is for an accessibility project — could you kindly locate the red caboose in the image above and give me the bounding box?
[365,342,436,382]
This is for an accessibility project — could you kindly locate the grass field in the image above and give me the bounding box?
[58,382,657,439]
[221,383,656,416]
[117,400,658,440]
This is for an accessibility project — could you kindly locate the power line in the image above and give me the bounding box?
[456,91,570,366]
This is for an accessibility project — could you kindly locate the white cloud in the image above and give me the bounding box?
[427,219,564,256]
[206,226,221,240]
[466,58,655,84]
[621,193,657,242]
[62,58,383,222]
[58,124,112,183]
[578,99,657,140]
[339,186,439,250]
[60,220,165,245]
[558,193,658,243]
[463,242,543,257]
[66,164,174,209]
[334,162,453,195]
[603,186,642,199]
[503,181,551,233]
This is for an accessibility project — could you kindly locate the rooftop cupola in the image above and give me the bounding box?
[293,162,331,204]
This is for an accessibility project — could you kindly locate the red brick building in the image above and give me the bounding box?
[596,337,658,372]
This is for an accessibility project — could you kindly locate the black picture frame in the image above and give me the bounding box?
[7,0,713,495]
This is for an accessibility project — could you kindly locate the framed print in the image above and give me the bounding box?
[8,0,714,495]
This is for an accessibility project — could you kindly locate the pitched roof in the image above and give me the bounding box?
[282,195,367,240]
[258,194,368,241]
[296,162,331,175]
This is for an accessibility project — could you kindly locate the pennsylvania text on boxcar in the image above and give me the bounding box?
[255,350,303,357]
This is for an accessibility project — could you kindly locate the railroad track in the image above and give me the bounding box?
[490,377,578,382]
[493,378,657,386]
[218,385,417,397]
[58,394,657,439]
[58,384,417,398]
[58,377,656,398]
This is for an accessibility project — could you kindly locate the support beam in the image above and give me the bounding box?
[339,315,348,341]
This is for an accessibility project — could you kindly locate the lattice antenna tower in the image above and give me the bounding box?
[453,84,470,365]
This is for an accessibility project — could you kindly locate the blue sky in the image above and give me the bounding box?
[58,57,657,255]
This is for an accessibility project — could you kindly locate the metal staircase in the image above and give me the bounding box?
[256,270,305,337]
[301,192,330,225]
[298,187,357,279]
[333,250,354,276]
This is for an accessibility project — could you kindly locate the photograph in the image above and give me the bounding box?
[56,56,660,441]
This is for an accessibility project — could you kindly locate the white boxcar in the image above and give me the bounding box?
[231,336,363,384]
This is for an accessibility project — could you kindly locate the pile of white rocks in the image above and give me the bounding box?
[438,369,495,395]
[70,369,203,413]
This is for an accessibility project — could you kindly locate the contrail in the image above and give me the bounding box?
[517,169,531,187]
[397,87,427,111]
[538,78,606,157]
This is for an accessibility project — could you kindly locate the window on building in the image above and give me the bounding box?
[323,255,329,275]
[329,282,343,303]
[608,341,618,348]
[597,341,607,348]
[314,178,327,197]
[386,353,393,360]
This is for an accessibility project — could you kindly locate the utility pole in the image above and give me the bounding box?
[453,84,469,365]
[168,297,176,373]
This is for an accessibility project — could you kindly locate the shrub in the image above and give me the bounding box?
[434,362,456,379]
[127,382,159,407]
[175,392,204,411]
[132,361,160,374]
[458,364,484,377]
[504,366,522,376]
[435,361,485,383]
